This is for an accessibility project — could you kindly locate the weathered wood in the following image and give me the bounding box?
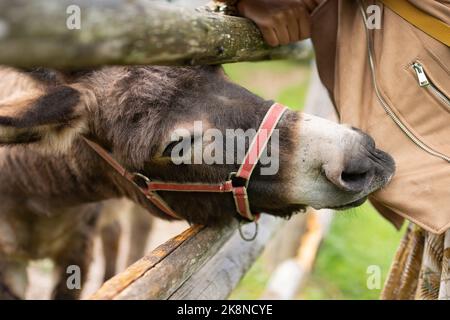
[90,224,204,300]
[169,215,284,300]
[262,210,333,299]
[91,215,284,300]
[91,221,239,300]
[264,214,307,271]
[0,0,311,69]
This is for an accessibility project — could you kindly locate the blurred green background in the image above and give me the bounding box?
[224,61,404,300]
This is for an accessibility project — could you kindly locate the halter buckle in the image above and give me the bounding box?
[131,173,151,190]
[228,172,249,188]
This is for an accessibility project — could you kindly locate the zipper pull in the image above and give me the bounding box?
[412,62,429,87]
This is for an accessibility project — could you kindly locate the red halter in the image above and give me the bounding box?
[83,103,287,222]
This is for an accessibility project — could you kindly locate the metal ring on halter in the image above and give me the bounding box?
[238,219,259,242]
[131,172,151,189]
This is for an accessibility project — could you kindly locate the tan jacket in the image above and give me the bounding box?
[311,0,450,233]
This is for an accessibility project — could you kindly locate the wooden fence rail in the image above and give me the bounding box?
[91,216,284,300]
[0,0,311,68]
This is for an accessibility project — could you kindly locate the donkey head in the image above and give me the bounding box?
[0,65,395,225]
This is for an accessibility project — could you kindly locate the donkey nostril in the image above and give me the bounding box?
[341,171,368,184]
[338,168,373,193]
[323,160,375,193]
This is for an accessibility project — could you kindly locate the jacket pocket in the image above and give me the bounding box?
[363,4,450,163]
[411,61,450,114]
[374,55,450,163]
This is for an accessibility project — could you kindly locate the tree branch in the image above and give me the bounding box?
[0,0,311,69]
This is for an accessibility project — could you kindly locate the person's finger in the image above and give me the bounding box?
[273,22,290,45]
[296,6,312,40]
[260,25,280,47]
[302,0,318,13]
[286,9,300,42]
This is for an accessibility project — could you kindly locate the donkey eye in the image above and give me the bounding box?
[162,140,181,157]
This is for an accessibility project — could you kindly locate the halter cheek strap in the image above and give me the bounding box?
[83,103,287,222]
[231,102,287,220]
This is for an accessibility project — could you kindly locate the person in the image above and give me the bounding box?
[217,0,450,299]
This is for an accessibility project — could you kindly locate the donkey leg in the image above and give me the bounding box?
[0,258,28,300]
[127,205,154,266]
[100,220,121,282]
[52,220,97,300]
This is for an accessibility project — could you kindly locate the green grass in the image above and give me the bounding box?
[223,60,310,110]
[277,84,308,110]
[224,60,309,78]
[224,60,404,300]
[230,204,404,300]
[300,204,404,300]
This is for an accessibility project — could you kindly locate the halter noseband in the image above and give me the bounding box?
[83,103,287,222]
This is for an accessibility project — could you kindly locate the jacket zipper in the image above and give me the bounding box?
[358,1,450,163]
[412,62,450,111]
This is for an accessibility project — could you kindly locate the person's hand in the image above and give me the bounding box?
[236,0,319,47]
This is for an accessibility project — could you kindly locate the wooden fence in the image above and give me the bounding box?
[0,0,311,68]
[91,216,284,300]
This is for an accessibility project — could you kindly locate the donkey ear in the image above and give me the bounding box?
[0,85,88,148]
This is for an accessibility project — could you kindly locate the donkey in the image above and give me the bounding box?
[0,65,395,299]
[97,198,154,285]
